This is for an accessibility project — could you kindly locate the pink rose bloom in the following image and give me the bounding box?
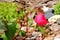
[34,12,48,26]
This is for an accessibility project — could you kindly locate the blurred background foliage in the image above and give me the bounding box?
[54,1,60,15]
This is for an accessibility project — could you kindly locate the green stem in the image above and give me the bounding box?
[38,27,45,34]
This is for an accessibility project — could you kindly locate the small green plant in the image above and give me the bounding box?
[54,1,60,15]
[0,2,18,40]
[0,2,26,40]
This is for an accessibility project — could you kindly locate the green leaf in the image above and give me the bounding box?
[5,22,16,40]
[1,33,8,40]
[19,30,26,37]
[0,20,7,33]
[16,23,20,29]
